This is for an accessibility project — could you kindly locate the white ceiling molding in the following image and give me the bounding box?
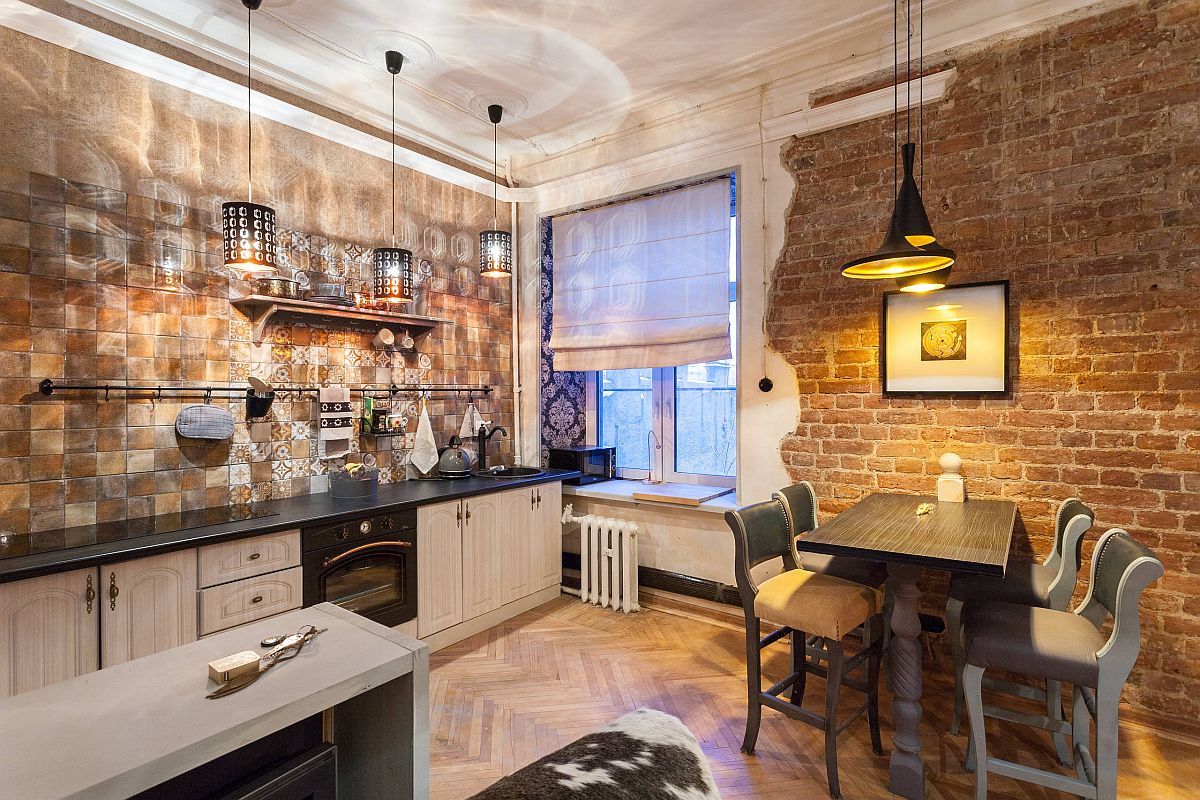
[526,70,956,207]
[0,0,515,200]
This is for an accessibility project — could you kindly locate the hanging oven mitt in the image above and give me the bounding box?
[175,404,234,440]
[411,396,440,475]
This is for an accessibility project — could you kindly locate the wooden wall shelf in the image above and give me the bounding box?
[231,295,452,343]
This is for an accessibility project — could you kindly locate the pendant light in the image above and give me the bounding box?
[373,50,414,304]
[479,104,512,278]
[222,0,278,278]
[840,0,953,288]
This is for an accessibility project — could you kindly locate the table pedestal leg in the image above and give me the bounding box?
[888,564,925,800]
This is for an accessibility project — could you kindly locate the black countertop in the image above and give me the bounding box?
[0,469,579,584]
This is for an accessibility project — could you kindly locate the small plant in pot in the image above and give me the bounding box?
[328,462,379,500]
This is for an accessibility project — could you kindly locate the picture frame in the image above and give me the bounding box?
[880,280,1010,395]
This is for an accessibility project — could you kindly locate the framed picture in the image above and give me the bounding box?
[881,280,1009,395]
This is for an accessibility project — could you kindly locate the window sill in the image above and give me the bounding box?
[562,479,737,515]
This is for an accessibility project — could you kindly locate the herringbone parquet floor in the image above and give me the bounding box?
[429,596,1197,799]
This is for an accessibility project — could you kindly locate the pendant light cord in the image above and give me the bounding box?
[919,0,924,190]
[246,3,253,203]
[906,0,912,145]
[493,120,499,228]
[391,68,396,247]
[893,0,898,198]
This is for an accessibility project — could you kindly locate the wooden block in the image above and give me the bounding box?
[208,651,261,684]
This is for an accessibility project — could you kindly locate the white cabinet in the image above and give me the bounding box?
[0,568,99,698]
[200,566,303,636]
[461,494,504,619]
[417,499,464,638]
[101,550,198,668]
[500,487,536,605]
[535,482,563,592]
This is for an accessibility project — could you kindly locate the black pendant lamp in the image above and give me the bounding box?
[222,0,278,278]
[373,50,414,304]
[479,104,512,278]
[840,0,953,288]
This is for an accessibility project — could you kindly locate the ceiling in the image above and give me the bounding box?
[58,0,1097,181]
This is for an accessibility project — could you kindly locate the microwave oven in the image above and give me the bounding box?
[547,446,616,485]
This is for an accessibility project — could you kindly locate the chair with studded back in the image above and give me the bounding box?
[726,499,885,800]
[961,529,1163,800]
[947,497,1094,764]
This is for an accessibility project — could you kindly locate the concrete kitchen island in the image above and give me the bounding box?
[0,603,428,799]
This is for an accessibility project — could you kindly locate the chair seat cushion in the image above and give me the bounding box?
[949,559,1055,608]
[754,568,881,641]
[964,601,1105,688]
[800,553,888,588]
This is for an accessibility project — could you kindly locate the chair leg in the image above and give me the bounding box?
[963,663,988,800]
[947,596,965,736]
[1046,679,1072,766]
[790,628,807,706]
[1094,686,1120,800]
[1071,686,1089,785]
[824,639,845,800]
[742,615,762,756]
[866,616,884,756]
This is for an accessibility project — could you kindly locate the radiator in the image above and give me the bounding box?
[562,504,640,613]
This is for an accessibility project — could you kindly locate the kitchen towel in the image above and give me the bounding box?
[458,401,486,440]
[318,387,353,460]
[411,396,440,475]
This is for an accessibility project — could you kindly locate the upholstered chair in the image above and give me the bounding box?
[773,482,888,589]
[947,497,1094,762]
[726,499,884,800]
[961,529,1163,800]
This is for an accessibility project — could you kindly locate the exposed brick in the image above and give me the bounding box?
[770,0,1200,726]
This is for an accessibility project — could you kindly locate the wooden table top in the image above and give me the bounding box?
[797,493,1016,577]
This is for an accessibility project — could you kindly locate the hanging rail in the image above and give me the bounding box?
[38,379,492,400]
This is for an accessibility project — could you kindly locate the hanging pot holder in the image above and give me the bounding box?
[176,404,235,440]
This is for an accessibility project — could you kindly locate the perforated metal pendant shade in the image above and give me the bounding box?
[222,201,277,276]
[373,246,414,302]
[479,229,512,277]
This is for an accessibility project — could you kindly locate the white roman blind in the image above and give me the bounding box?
[549,178,732,371]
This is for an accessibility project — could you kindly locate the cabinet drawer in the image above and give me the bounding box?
[199,567,303,636]
[198,530,301,588]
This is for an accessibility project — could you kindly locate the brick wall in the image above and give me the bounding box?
[768,0,1199,722]
[0,28,513,532]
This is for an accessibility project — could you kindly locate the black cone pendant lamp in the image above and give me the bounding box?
[840,0,954,290]
[222,0,278,277]
[373,50,414,304]
[479,104,512,278]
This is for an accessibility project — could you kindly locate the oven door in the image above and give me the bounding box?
[304,538,416,627]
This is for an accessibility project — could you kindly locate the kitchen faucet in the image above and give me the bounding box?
[476,424,508,472]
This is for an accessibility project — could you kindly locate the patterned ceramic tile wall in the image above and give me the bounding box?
[0,165,513,534]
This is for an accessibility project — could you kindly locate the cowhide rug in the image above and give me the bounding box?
[468,708,720,800]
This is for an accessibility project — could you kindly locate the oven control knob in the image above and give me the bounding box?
[335,526,349,541]
[382,517,395,531]
[359,520,372,535]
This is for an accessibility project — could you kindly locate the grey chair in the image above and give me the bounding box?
[727,500,885,800]
[961,529,1163,800]
[773,482,888,590]
[948,497,1094,762]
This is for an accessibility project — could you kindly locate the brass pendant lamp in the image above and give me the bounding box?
[373,50,414,304]
[840,0,953,290]
[222,0,278,277]
[479,104,512,278]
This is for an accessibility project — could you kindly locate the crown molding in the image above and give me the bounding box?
[0,0,518,200]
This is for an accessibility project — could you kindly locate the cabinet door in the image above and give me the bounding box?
[0,568,99,698]
[417,499,464,638]
[500,488,535,605]
[461,494,503,618]
[535,482,564,591]
[102,550,198,668]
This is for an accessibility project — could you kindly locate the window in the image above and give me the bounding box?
[592,216,737,486]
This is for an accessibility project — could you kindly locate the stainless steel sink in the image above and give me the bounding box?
[474,466,545,479]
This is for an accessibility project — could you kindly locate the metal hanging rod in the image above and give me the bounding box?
[38,379,492,401]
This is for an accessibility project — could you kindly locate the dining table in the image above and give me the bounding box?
[794,492,1016,800]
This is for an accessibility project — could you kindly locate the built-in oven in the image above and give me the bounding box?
[302,509,417,627]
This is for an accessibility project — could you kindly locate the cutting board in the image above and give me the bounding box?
[632,483,733,506]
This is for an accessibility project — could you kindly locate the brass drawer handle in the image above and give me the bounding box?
[85,575,95,614]
[248,552,261,561]
[108,572,119,611]
[250,595,264,604]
